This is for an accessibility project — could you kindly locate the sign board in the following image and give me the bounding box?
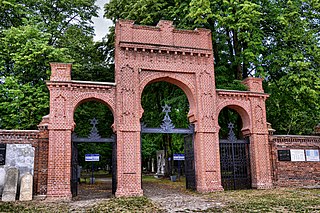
[173,154,185,161]
[0,144,6,165]
[305,150,320,162]
[278,150,291,161]
[290,149,305,162]
[85,154,100,162]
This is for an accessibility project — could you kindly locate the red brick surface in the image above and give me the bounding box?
[270,135,320,187]
[1,20,276,198]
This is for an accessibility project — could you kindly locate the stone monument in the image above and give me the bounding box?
[19,173,33,201]
[156,150,165,176]
[2,167,19,201]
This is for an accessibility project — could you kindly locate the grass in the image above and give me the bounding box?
[205,188,320,212]
[89,196,165,213]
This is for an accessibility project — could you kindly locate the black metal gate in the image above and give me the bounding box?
[112,139,117,195]
[141,104,195,190]
[184,134,196,190]
[71,118,116,197]
[219,123,251,190]
[71,142,78,197]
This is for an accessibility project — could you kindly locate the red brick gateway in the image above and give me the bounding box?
[26,20,276,199]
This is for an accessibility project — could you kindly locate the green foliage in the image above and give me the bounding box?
[0,76,49,129]
[267,71,320,135]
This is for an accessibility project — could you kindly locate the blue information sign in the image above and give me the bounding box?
[173,154,185,161]
[85,154,100,162]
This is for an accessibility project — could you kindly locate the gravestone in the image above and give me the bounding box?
[0,144,35,196]
[2,167,18,202]
[19,173,33,201]
[156,150,165,176]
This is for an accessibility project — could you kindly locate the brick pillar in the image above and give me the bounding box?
[194,69,223,192]
[46,63,73,199]
[249,97,273,189]
[250,133,273,189]
[194,131,223,192]
[47,130,72,198]
[115,130,143,197]
[115,64,143,197]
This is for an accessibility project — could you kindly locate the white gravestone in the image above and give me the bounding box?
[2,167,19,201]
[0,144,35,197]
[19,173,33,201]
[156,150,165,175]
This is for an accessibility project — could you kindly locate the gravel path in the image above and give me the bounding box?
[69,178,222,212]
[143,181,218,212]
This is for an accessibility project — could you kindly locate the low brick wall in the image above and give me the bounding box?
[269,135,320,187]
[0,129,49,195]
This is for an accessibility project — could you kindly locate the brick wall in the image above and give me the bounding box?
[269,135,320,187]
[0,128,49,195]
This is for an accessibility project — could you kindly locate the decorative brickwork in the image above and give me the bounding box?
[0,20,273,199]
[269,135,320,187]
[2,20,318,198]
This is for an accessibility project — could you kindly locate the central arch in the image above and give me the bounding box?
[139,73,197,122]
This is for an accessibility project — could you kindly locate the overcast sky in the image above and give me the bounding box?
[92,0,113,41]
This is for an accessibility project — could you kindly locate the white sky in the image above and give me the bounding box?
[92,0,113,41]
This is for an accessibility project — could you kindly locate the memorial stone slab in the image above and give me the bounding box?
[0,168,5,195]
[0,144,35,198]
[19,173,33,201]
[2,167,18,202]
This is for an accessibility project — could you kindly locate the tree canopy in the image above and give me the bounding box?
[0,0,319,170]
[104,0,320,135]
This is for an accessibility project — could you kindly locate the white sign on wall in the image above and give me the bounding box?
[305,150,320,162]
[290,149,305,162]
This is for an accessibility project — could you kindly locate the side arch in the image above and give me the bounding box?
[71,93,116,116]
[139,72,197,122]
[71,92,116,131]
[216,100,252,135]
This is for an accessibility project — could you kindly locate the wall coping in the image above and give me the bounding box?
[47,80,116,86]
[0,130,40,133]
[272,135,320,139]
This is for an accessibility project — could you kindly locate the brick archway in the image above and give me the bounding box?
[139,74,196,121]
[46,20,272,199]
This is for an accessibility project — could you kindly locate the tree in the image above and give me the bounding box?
[104,0,320,135]
[0,0,114,130]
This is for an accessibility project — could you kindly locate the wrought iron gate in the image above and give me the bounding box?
[71,142,78,197]
[71,118,116,197]
[219,123,251,190]
[184,134,196,190]
[112,139,117,195]
[141,104,195,190]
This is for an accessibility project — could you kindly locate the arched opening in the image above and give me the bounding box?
[218,106,251,190]
[140,81,195,192]
[71,100,115,200]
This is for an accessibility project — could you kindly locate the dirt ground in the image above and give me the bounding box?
[70,177,212,212]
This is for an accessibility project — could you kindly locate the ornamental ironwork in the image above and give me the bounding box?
[72,118,115,143]
[141,104,194,134]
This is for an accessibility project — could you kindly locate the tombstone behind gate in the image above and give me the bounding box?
[156,150,165,176]
[2,167,18,201]
[19,173,33,201]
